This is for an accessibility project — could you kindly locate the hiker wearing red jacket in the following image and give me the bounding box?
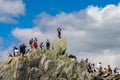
[33,38,38,49]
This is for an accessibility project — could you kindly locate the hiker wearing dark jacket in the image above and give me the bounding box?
[46,39,50,50]
[20,44,26,56]
[19,45,22,55]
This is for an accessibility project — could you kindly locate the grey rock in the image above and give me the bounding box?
[0,39,119,80]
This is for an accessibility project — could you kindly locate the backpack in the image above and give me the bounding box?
[29,40,33,45]
[57,28,61,32]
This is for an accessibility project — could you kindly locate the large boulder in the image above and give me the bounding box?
[52,38,67,56]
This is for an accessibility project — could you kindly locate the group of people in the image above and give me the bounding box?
[113,67,120,76]
[12,44,27,57]
[96,62,112,77]
[9,27,62,57]
[86,58,120,77]
[29,38,50,50]
[10,38,51,57]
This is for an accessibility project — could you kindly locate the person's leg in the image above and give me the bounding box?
[13,52,15,57]
[58,32,60,38]
[30,44,33,48]
[48,46,50,50]
[23,52,25,56]
[58,32,61,38]
[59,32,61,38]
[20,51,22,56]
[40,46,42,50]
[22,51,24,56]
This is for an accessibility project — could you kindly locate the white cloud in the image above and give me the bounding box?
[0,0,25,23]
[0,37,11,61]
[0,47,12,61]
[12,3,120,67]
[12,27,56,43]
[0,16,18,23]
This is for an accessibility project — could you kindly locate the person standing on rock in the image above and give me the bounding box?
[107,65,112,76]
[13,46,19,57]
[40,42,44,50]
[20,44,27,56]
[29,38,33,48]
[33,38,38,49]
[46,39,50,50]
[97,62,103,76]
[57,27,62,38]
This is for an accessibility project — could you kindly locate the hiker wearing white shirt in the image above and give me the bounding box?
[13,46,19,57]
[14,49,19,56]
[97,62,103,76]
[97,62,102,70]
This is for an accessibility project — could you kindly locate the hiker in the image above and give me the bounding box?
[97,62,103,76]
[14,48,19,57]
[34,37,37,43]
[114,67,120,75]
[33,38,38,49]
[29,38,33,48]
[114,67,118,74]
[13,46,19,57]
[91,63,96,73]
[19,44,22,55]
[40,42,44,50]
[117,68,120,75]
[20,44,26,56]
[107,65,112,76]
[87,63,92,73]
[46,39,50,50]
[57,27,62,38]
[85,58,88,64]
[97,62,102,70]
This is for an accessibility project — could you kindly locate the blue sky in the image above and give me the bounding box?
[1,0,120,67]
[0,0,119,49]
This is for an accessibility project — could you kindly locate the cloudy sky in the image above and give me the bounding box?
[0,0,120,68]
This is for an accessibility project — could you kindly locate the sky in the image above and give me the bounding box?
[0,0,120,68]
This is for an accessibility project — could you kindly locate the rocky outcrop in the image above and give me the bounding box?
[0,48,91,80]
[52,38,67,56]
[0,38,119,80]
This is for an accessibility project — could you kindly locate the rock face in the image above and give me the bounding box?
[52,38,67,55]
[0,39,119,80]
[0,50,89,80]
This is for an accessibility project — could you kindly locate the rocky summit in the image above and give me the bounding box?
[0,38,119,80]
